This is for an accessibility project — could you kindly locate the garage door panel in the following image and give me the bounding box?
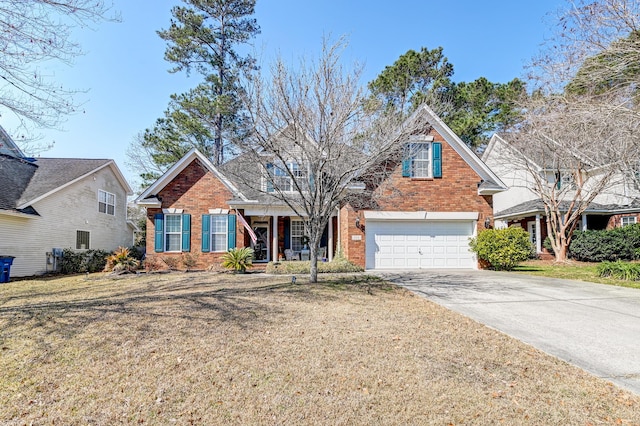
[366,220,476,270]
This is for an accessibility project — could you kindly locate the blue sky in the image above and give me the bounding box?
[4,0,564,189]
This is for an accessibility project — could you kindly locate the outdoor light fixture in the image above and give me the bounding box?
[484,217,493,229]
[355,216,361,229]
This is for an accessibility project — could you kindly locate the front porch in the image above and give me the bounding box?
[239,210,338,263]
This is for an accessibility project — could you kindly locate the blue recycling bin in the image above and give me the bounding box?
[0,256,15,283]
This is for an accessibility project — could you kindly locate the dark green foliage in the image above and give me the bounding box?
[469,227,532,271]
[543,236,555,254]
[368,46,525,149]
[597,260,640,281]
[133,0,260,184]
[60,249,110,274]
[368,46,454,114]
[446,77,526,148]
[569,224,640,262]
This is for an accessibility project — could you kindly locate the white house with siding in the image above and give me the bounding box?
[0,129,134,277]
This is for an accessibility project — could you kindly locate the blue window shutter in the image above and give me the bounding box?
[402,159,411,177]
[266,163,274,192]
[181,214,191,252]
[227,214,236,250]
[432,142,442,178]
[154,213,164,253]
[201,215,210,253]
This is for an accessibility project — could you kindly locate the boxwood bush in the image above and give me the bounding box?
[570,224,640,262]
[469,227,532,271]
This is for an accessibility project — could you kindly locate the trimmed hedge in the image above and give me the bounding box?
[59,248,110,274]
[570,224,640,262]
[265,258,363,274]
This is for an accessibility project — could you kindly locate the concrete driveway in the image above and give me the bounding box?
[374,269,640,395]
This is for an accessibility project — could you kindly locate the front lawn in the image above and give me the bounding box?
[515,260,640,289]
[1,272,639,424]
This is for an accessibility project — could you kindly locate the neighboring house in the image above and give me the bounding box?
[136,105,506,270]
[0,132,135,277]
[482,133,640,253]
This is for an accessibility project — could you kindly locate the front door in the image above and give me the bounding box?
[251,225,269,262]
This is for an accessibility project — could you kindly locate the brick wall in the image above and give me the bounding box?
[343,131,494,268]
[145,158,243,270]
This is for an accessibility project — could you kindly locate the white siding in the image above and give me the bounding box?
[0,166,132,277]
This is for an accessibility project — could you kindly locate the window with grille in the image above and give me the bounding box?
[164,214,182,252]
[210,215,228,252]
[76,230,90,250]
[291,220,305,251]
[621,216,637,227]
[98,190,115,215]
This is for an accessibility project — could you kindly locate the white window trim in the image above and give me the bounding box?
[210,214,229,253]
[621,216,637,227]
[266,162,306,193]
[164,214,183,253]
[409,142,433,179]
[290,219,305,251]
[98,189,116,216]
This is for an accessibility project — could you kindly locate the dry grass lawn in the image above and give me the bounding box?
[1,272,639,425]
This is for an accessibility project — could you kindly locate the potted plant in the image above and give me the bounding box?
[221,247,254,273]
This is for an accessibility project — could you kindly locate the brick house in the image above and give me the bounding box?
[482,133,640,255]
[135,105,506,270]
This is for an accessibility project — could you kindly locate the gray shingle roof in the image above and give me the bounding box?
[17,158,111,206]
[0,156,111,214]
[495,198,640,219]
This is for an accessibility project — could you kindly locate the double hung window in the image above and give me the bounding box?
[98,190,115,215]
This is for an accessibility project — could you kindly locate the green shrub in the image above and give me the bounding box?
[221,247,254,273]
[59,248,110,274]
[597,260,640,281]
[570,224,640,262]
[469,227,532,271]
[266,258,363,274]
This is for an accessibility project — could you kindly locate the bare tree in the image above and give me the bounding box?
[229,38,425,283]
[505,94,640,261]
[0,0,117,129]
[508,0,640,261]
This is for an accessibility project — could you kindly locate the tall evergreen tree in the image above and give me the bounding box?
[146,0,259,169]
[368,47,525,149]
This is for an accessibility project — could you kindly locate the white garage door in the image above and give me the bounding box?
[365,220,476,269]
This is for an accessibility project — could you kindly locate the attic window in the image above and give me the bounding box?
[402,141,442,178]
[98,190,115,215]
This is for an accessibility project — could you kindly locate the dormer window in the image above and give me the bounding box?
[402,136,442,179]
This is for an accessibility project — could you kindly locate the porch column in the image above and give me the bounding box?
[535,214,542,254]
[272,215,278,262]
[582,214,588,231]
[328,215,334,261]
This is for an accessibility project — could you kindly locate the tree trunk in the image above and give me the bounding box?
[309,244,318,283]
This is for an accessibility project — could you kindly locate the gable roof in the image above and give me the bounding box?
[0,126,25,158]
[407,104,507,194]
[483,133,601,172]
[135,148,248,206]
[0,155,133,215]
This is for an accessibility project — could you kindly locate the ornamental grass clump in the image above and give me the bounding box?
[221,247,254,273]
